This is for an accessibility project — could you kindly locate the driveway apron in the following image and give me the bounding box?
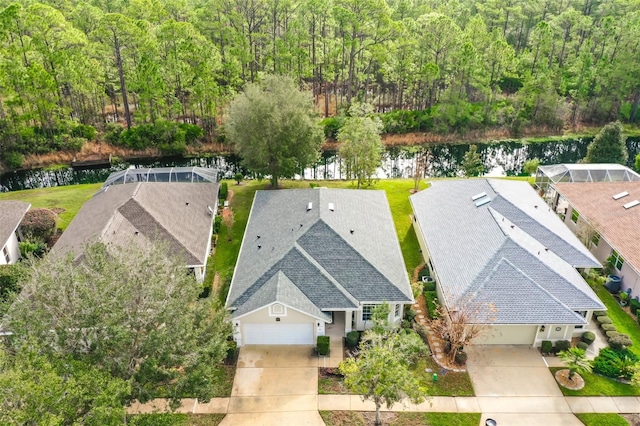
[221,345,325,426]
[467,345,580,426]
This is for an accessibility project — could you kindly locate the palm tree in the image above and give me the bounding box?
[558,347,593,380]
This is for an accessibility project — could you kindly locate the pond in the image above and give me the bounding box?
[2,136,639,192]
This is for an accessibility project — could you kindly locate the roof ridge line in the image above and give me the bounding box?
[118,198,201,264]
[314,218,413,300]
[293,241,360,307]
[468,257,585,324]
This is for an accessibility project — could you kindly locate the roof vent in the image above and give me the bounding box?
[623,200,640,209]
[474,196,491,207]
[471,192,487,201]
[307,202,313,211]
[328,202,335,211]
[613,191,629,200]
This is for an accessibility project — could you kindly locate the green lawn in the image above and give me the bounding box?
[549,367,640,396]
[318,353,475,397]
[589,278,640,358]
[128,413,225,425]
[575,413,630,426]
[0,183,102,230]
[319,411,481,426]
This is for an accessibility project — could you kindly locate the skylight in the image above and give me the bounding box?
[475,197,491,207]
[623,200,640,210]
[613,191,629,200]
[471,192,487,201]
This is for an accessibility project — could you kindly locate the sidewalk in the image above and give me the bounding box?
[128,395,640,415]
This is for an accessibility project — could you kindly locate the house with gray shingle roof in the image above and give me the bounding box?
[0,201,31,265]
[410,179,604,346]
[226,188,414,346]
[53,181,218,282]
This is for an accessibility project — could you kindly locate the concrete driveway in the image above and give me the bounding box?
[467,345,582,426]
[220,345,325,426]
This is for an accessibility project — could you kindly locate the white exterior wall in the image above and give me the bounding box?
[0,233,21,265]
[353,302,404,331]
[233,303,320,346]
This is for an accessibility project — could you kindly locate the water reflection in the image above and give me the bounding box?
[2,137,639,192]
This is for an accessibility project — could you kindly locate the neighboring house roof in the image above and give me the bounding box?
[410,179,603,325]
[554,181,640,275]
[226,188,414,320]
[53,182,218,265]
[0,200,30,248]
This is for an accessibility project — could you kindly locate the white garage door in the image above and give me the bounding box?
[243,323,314,345]
[473,325,537,345]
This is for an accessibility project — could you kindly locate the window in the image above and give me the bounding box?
[592,232,600,247]
[571,209,580,224]
[611,250,624,270]
[362,304,375,322]
[394,304,401,318]
[2,246,9,264]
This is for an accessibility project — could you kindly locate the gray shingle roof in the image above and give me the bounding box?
[227,188,413,319]
[53,182,218,265]
[0,201,30,248]
[410,179,604,325]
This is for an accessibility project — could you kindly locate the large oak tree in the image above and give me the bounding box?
[224,74,323,188]
[6,241,232,406]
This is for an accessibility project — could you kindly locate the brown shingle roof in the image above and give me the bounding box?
[555,181,640,272]
[53,182,218,265]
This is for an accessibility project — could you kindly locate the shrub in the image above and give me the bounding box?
[596,315,612,324]
[593,348,639,380]
[226,340,237,360]
[424,291,439,319]
[576,341,589,350]
[630,298,640,315]
[0,263,28,304]
[20,208,57,241]
[317,336,330,356]
[71,124,97,140]
[178,123,204,144]
[213,215,222,234]
[219,182,228,200]
[64,136,87,152]
[606,331,620,339]
[609,334,632,350]
[104,123,123,144]
[541,340,553,354]
[3,151,24,169]
[19,240,47,258]
[601,324,617,332]
[234,172,244,184]
[593,310,607,317]
[346,331,360,349]
[581,331,596,345]
[555,340,571,353]
[423,280,436,292]
[455,350,468,365]
[404,308,417,322]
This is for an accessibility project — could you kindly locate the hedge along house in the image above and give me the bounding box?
[553,180,640,298]
[226,188,414,346]
[53,170,219,282]
[0,201,30,265]
[410,179,605,346]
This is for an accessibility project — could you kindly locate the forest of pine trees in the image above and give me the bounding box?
[1,0,639,162]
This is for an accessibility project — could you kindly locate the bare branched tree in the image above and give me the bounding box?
[428,301,491,363]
